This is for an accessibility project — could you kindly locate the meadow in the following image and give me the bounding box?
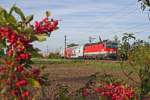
[31,58,140,99]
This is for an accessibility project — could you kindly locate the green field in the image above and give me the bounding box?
[32,58,139,72]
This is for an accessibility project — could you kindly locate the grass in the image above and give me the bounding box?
[31,58,139,72]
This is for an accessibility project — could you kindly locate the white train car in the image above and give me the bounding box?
[71,45,84,58]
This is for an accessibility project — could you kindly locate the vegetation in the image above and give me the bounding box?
[128,44,150,97]
[117,33,136,60]
[138,0,150,11]
[0,1,150,100]
[48,52,62,59]
[30,48,43,58]
[0,5,58,99]
[34,32,150,99]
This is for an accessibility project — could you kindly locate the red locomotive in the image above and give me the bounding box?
[61,40,118,59]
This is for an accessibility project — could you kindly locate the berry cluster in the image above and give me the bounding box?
[82,83,135,100]
[34,17,58,34]
[0,27,30,99]
[0,27,32,98]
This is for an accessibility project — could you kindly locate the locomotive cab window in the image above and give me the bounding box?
[106,42,118,48]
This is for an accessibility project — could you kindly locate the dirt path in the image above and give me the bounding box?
[44,64,99,89]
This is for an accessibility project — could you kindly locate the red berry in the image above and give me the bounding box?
[32,68,40,77]
[94,87,102,93]
[6,49,13,57]
[16,80,27,87]
[11,90,18,96]
[22,90,29,97]
[17,65,24,72]
[82,88,89,97]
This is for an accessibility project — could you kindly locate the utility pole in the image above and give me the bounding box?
[64,35,67,59]
[46,45,49,57]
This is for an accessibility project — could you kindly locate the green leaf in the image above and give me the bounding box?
[35,34,47,42]
[0,8,7,20]
[27,78,41,88]
[24,64,32,68]
[0,6,5,13]
[0,39,6,48]
[9,4,16,15]
[6,14,17,24]
[12,6,25,21]
[25,15,33,24]
[0,50,5,57]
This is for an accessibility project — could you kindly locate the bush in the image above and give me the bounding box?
[0,5,58,99]
[48,52,62,59]
[128,44,150,96]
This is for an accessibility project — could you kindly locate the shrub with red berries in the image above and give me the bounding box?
[81,83,135,100]
[0,6,58,99]
[80,74,136,100]
[95,83,134,100]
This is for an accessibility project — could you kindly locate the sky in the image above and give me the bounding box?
[0,0,150,53]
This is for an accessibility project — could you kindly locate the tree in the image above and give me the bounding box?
[118,33,135,60]
[122,33,136,42]
[138,0,150,11]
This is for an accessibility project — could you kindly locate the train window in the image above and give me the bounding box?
[106,42,118,48]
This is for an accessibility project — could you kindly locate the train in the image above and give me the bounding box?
[60,40,118,60]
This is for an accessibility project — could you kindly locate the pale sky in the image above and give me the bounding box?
[0,0,150,53]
